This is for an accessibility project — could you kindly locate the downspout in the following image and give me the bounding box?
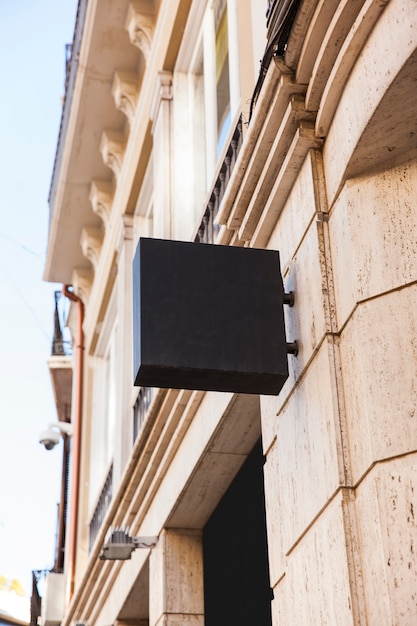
[62,285,84,604]
[54,431,70,573]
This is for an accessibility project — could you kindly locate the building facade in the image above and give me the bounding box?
[42,0,417,624]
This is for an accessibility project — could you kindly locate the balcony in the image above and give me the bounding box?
[89,463,113,552]
[250,0,301,121]
[133,386,154,441]
[194,116,243,244]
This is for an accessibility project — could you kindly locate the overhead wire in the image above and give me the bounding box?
[0,231,52,343]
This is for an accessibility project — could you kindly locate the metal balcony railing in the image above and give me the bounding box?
[250,0,301,121]
[51,290,72,356]
[133,387,153,441]
[194,116,243,244]
[89,463,113,552]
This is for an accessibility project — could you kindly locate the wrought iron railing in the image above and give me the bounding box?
[89,463,113,552]
[250,0,301,121]
[51,290,72,356]
[194,116,243,244]
[133,387,153,441]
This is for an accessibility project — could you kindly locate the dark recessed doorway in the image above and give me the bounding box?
[203,439,272,626]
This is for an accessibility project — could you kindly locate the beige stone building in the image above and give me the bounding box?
[41,0,417,624]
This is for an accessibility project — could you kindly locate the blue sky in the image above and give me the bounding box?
[0,0,77,598]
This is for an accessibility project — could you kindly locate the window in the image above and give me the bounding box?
[88,291,118,515]
[215,2,231,157]
[202,0,237,181]
[174,0,261,236]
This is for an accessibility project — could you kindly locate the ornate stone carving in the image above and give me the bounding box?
[112,72,139,125]
[80,227,103,271]
[71,268,93,305]
[100,131,126,180]
[89,180,114,227]
[125,1,155,62]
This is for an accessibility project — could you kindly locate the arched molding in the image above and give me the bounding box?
[305,0,376,114]
[323,0,417,204]
[89,180,115,227]
[112,72,139,125]
[125,1,155,62]
[315,0,390,138]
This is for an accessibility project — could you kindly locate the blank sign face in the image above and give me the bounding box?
[133,238,289,395]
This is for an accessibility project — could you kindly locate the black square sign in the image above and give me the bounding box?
[133,238,289,395]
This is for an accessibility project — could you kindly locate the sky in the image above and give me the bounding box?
[0,0,78,602]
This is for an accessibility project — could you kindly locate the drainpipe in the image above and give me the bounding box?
[53,429,70,573]
[62,285,84,604]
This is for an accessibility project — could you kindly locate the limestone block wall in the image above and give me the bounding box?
[263,155,417,625]
[260,1,417,621]
[261,115,417,626]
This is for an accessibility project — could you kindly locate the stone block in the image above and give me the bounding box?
[264,341,343,582]
[329,159,417,328]
[262,214,330,425]
[149,529,203,626]
[271,491,356,625]
[267,151,317,268]
[260,394,281,454]
[262,214,337,449]
[355,454,417,624]
[339,285,417,482]
[154,617,203,626]
[282,218,329,361]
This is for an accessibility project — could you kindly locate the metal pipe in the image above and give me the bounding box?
[53,431,70,573]
[62,285,84,604]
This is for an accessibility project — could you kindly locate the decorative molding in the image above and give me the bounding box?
[100,131,126,180]
[150,71,173,122]
[89,180,114,226]
[80,227,104,270]
[125,1,155,62]
[134,153,153,217]
[116,215,134,256]
[112,72,139,125]
[71,268,93,305]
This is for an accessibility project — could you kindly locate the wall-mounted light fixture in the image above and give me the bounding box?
[99,529,158,561]
[133,238,297,396]
[39,421,73,451]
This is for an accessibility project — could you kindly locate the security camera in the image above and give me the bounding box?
[39,422,74,451]
[39,426,61,450]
